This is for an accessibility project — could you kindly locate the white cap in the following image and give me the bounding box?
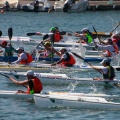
[81,28,89,32]
[25,70,34,76]
[100,58,111,64]
[16,47,24,51]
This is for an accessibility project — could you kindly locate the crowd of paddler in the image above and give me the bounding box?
[0,25,120,94]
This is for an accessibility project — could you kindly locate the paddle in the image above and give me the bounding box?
[0,30,2,37]
[27,32,42,36]
[111,22,120,33]
[0,72,27,88]
[31,34,49,55]
[27,31,66,36]
[8,27,13,45]
[93,26,102,44]
[71,52,102,74]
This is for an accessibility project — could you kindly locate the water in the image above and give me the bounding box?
[0,10,120,120]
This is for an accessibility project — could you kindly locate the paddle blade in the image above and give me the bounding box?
[0,73,10,79]
[8,27,13,40]
[0,30,2,37]
[116,68,120,71]
[60,31,66,35]
[43,34,49,40]
[71,52,84,61]
[27,33,36,36]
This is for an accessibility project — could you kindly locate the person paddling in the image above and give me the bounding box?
[11,47,33,65]
[9,70,43,94]
[38,42,56,58]
[95,38,119,57]
[89,58,115,81]
[42,27,63,44]
[75,28,93,44]
[0,40,17,57]
[51,48,76,67]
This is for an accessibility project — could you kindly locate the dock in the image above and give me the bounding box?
[19,0,120,11]
[88,0,120,10]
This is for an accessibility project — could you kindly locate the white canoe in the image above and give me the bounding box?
[48,91,120,99]
[0,62,120,72]
[0,90,120,100]
[34,94,120,110]
[1,71,120,85]
[0,36,32,42]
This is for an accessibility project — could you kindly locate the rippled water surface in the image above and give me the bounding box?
[0,10,120,120]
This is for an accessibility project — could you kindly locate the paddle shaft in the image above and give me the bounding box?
[72,52,102,74]
[0,73,27,88]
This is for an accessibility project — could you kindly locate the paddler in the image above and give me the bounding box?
[89,58,115,81]
[9,70,43,94]
[11,47,33,65]
[75,28,93,44]
[95,38,119,57]
[38,42,56,58]
[0,40,18,57]
[51,48,76,67]
[41,27,63,44]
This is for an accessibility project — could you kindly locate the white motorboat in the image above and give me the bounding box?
[21,0,51,12]
[54,0,89,12]
[34,94,120,110]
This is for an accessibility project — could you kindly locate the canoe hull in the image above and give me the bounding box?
[2,71,120,85]
[34,94,120,110]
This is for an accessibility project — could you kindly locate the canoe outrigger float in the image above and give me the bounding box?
[34,94,120,110]
[1,71,120,85]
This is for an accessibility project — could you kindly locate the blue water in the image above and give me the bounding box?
[0,10,120,120]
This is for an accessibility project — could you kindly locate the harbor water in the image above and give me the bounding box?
[0,10,120,120]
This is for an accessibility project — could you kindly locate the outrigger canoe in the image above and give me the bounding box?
[1,90,120,110]
[0,90,120,99]
[34,94,120,110]
[1,71,120,85]
[0,61,120,72]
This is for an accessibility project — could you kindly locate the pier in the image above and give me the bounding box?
[19,0,120,11]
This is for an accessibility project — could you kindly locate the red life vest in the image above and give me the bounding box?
[18,52,33,64]
[54,32,61,42]
[61,53,76,66]
[27,77,43,94]
[106,43,119,57]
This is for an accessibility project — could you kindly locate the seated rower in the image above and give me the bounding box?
[89,58,115,81]
[38,42,57,58]
[42,27,63,44]
[111,34,120,48]
[75,28,93,44]
[51,48,76,67]
[0,40,17,56]
[95,38,119,57]
[9,70,43,94]
[11,47,33,65]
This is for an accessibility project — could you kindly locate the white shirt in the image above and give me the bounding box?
[12,52,27,64]
[101,67,108,74]
[97,44,115,53]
